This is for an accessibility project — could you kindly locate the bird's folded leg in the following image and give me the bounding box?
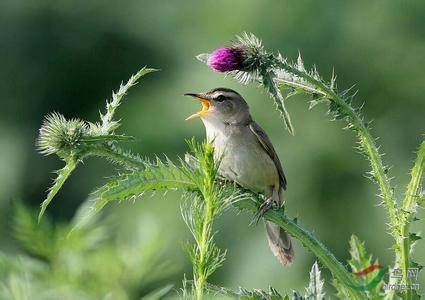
[251,197,278,226]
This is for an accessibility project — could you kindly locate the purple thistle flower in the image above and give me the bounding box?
[207,47,246,72]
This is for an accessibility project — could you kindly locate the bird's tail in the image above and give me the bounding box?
[265,221,294,266]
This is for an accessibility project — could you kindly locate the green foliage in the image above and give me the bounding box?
[202,282,290,299]
[233,193,364,299]
[38,156,78,222]
[97,68,158,135]
[87,140,246,298]
[335,235,383,299]
[0,203,176,300]
[12,202,56,260]
[89,156,196,219]
[36,67,157,221]
[83,137,364,297]
[199,262,324,300]
[34,33,424,298]
[35,65,366,298]
[181,141,248,299]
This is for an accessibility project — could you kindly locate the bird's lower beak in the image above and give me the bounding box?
[184,93,211,121]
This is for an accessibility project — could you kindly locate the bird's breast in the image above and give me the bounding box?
[210,126,279,194]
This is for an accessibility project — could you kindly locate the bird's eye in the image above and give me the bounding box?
[216,95,226,102]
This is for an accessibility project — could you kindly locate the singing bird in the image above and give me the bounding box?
[184,87,294,266]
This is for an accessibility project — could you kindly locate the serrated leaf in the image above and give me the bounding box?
[38,157,78,222]
[346,235,383,297]
[203,282,287,299]
[99,67,158,135]
[96,161,194,209]
[73,156,198,231]
[305,261,325,300]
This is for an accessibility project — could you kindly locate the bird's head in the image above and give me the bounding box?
[184,88,251,126]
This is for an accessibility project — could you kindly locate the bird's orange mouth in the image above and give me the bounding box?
[185,94,211,120]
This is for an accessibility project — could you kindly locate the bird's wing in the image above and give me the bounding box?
[249,121,287,190]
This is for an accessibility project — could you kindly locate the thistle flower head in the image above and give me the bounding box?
[198,33,267,84]
[207,47,246,72]
[37,112,87,157]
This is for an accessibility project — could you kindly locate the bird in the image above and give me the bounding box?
[184,87,294,266]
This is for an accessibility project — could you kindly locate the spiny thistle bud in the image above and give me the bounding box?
[197,33,266,84]
[207,47,246,72]
[37,112,87,157]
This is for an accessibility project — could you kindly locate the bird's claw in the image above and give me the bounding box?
[250,198,277,226]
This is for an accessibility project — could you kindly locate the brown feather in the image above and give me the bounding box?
[249,122,287,190]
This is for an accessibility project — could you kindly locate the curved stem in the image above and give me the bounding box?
[282,63,399,233]
[271,62,404,283]
[233,197,365,299]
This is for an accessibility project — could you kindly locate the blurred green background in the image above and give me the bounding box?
[0,0,424,298]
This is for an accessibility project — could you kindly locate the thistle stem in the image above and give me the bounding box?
[194,193,215,300]
[277,61,399,237]
[234,197,365,299]
[399,140,425,298]
[191,142,221,299]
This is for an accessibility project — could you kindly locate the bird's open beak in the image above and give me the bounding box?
[184,93,211,120]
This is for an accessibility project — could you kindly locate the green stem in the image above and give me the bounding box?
[234,197,365,299]
[195,193,214,300]
[399,140,425,298]
[285,64,398,232]
[192,143,219,300]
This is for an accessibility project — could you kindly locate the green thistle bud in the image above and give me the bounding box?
[36,112,87,157]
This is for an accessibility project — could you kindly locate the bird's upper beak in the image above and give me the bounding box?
[184,93,211,120]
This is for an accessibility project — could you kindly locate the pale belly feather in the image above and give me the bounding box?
[207,124,279,195]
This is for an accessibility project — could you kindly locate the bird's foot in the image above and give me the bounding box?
[251,198,279,226]
[217,178,228,186]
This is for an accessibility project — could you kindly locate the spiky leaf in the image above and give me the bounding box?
[98,67,158,134]
[38,157,78,221]
[347,235,383,297]
[305,261,325,299]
